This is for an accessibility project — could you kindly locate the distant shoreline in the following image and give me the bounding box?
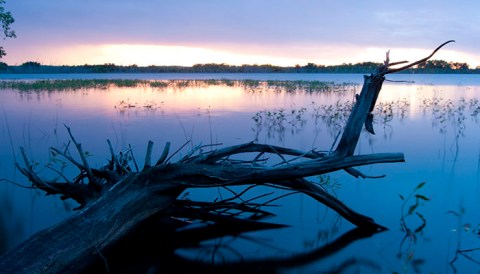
[1,60,478,74]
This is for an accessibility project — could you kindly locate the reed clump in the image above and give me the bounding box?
[0,79,149,92]
[0,79,358,93]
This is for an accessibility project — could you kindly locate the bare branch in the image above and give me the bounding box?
[50,147,84,171]
[156,142,171,166]
[191,142,326,164]
[128,144,139,172]
[45,164,74,184]
[383,40,455,74]
[106,139,120,171]
[64,125,101,191]
[388,60,409,67]
[164,140,191,164]
[277,178,386,230]
[143,140,154,170]
[344,167,386,179]
[18,147,45,186]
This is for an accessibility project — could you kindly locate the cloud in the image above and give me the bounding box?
[3,0,479,65]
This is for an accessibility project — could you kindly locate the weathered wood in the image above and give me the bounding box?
[1,151,400,273]
[0,41,454,273]
[335,74,385,156]
[0,172,184,273]
[335,40,454,156]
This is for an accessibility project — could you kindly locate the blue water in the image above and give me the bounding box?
[2,72,480,86]
[0,73,480,272]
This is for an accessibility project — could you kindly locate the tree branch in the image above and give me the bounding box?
[156,142,171,166]
[143,140,154,170]
[383,40,455,74]
[65,125,102,191]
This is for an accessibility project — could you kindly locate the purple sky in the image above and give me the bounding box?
[2,0,479,66]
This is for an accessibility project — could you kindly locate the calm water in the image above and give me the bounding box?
[1,73,480,273]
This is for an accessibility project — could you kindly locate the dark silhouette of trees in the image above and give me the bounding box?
[2,60,475,74]
[416,59,470,72]
[20,61,41,68]
[0,61,7,70]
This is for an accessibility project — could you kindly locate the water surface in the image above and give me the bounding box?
[1,73,479,272]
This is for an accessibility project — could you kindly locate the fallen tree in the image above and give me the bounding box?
[0,41,454,273]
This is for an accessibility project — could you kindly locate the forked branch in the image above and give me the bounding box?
[382,40,455,75]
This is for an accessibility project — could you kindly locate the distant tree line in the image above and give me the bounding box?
[0,60,478,74]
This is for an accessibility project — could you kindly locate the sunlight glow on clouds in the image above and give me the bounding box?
[79,44,313,67]
[5,42,478,68]
[4,0,480,67]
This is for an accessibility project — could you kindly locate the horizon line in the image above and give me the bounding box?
[2,59,474,68]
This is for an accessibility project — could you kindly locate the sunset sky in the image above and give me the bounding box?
[2,0,479,67]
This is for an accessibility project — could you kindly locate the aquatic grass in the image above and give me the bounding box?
[399,181,430,235]
[113,79,149,87]
[420,97,477,136]
[375,99,410,124]
[252,102,354,141]
[251,97,423,142]
[263,80,356,93]
[149,81,169,88]
[0,79,358,94]
[468,98,480,118]
[0,79,149,92]
[242,79,261,88]
[398,181,430,272]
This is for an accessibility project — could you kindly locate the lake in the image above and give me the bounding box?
[1,73,480,273]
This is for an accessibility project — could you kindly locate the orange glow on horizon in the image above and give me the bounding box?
[64,44,313,67]
[5,43,480,68]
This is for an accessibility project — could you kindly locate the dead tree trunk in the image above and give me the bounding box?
[0,41,454,273]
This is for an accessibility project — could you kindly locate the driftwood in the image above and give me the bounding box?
[0,41,454,273]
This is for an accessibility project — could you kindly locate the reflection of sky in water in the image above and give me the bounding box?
[0,75,479,272]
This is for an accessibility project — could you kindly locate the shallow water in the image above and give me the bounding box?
[0,73,480,272]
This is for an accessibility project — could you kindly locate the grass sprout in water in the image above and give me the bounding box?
[252,99,411,142]
[398,181,430,273]
[114,98,161,113]
[420,97,480,136]
[399,182,430,235]
[0,79,148,92]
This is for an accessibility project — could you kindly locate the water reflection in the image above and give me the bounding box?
[0,190,24,255]
[1,77,480,272]
[84,212,382,274]
[448,209,480,270]
[252,98,414,144]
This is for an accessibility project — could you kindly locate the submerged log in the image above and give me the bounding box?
[0,41,454,273]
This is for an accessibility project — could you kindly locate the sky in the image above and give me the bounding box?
[2,0,480,67]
